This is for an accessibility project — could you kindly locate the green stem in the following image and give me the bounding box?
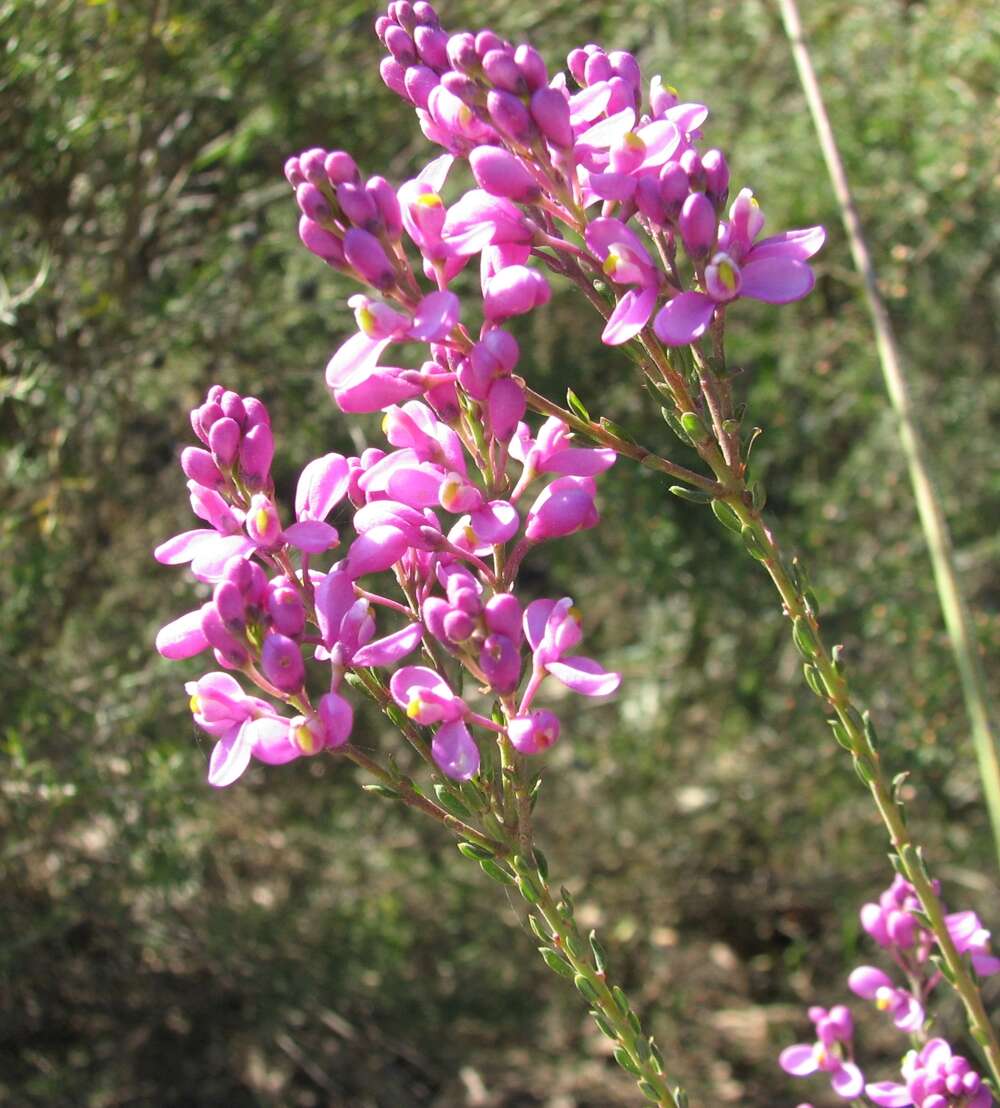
[775,0,1000,868]
[724,493,1000,1086]
[521,862,682,1107]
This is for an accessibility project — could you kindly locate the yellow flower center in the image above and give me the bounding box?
[255,507,271,533]
[189,694,202,714]
[295,723,318,755]
[406,693,424,719]
[416,192,443,208]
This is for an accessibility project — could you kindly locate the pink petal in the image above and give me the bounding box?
[568,82,612,126]
[602,285,657,345]
[847,965,892,999]
[653,291,716,346]
[155,608,210,660]
[585,217,652,265]
[523,598,557,652]
[635,119,681,167]
[545,656,621,697]
[352,622,424,667]
[778,1044,819,1077]
[588,172,637,202]
[663,102,709,133]
[740,256,815,304]
[295,453,350,521]
[543,447,617,476]
[409,290,460,341]
[207,723,253,788]
[154,528,219,565]
[386,463,446,509]
[578,107,636,149]
[246,717,300,765]
[831,1062,864,1100]
[315,570,355,646]
[332,369,425,413]
[417,152,454,192]
[190,534,255,582]
[283,520,339,553]
[325,333,391,388]
[864,1081,912,1107]
[343,525,411,578]
[751,225,826,262]
[470,500,519,544]
[431,720,480,780]
[894,994,924,1033]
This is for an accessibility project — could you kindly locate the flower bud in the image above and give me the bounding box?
[267,583,306,638]
[566,48,589,86]
[446,31,477,72]
[379,56,408,99]
[702,148,729,205]
[475,29,503,57]
[298,216,344,266]
[208,417,241,467]
[483,265,551,321]
[487,90,534,143]
[583,50,612,84]
[261,632,305,692]
[384,24,417,66]
[284,156,305,188]
[181,447,224,489]
[213,580,246,632]
[480,633,521,693]
[343,228,395,289]
[481,48,524,94]
[530,88,573,150]
[404,64,439,109]
[508,709,560,753]
[469,146,540,202]
[324,150,359,186]
[296,182,331,222]
[240,423,274,483]
[514,44,547,91]
[413,24,448,69]
[337,182,378,228]
[679,148,704,191]
[299,147,328,185]
[679,192,716,258]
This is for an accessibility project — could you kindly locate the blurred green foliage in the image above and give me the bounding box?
[2,0,998,1104]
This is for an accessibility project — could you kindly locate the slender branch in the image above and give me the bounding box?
[775,0,1000,866]
[522,385,724,496]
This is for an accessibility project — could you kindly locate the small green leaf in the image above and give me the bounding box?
[803,663,825,698]
[680,411,708,442]
[828,719,852,750]
[638,1080,660,1102]
[539,946,575,979]
[479,859,516,885]
[599,416,637,445]
[853,755,875,786]
[362,784,400,799]
[792,616,818,659]
[457,841,495,861]
[574,973,601,1003]
[741,523,770,561]
[711,500,743,533]
[614,1047,642,1076]
[668,484,712,504]
[566,388,591,421]
[533,848,549,882]
[591,1010,618,1040]
[589,931,608,974]
[433,784,471,819]
[612,985,630,1015]
[518,874,542,904]
[862,711,879,754]
[528,915,551,943]
[749,480,766,511]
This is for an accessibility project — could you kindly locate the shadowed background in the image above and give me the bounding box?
[2,0,998,1104]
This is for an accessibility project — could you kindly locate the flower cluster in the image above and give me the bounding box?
[156,372,619,786]
[780,876,998,1102]
[372,0,824,349]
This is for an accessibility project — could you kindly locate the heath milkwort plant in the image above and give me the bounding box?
[155,3,1000,1102]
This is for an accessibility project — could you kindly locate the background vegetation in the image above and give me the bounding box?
[2,0,997,1103]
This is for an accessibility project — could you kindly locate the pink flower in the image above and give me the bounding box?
[654,189,825,346]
